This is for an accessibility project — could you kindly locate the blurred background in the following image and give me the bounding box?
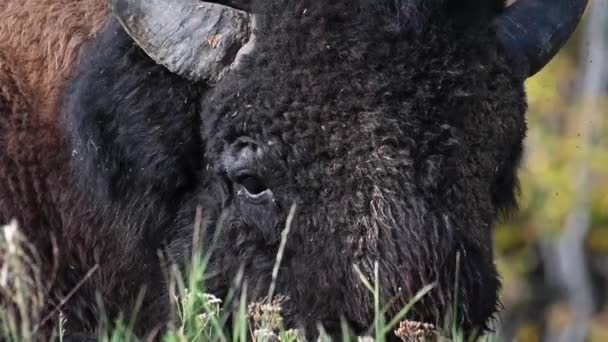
[494,0,608,341]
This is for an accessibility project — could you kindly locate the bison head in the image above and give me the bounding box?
[75,0,587,338]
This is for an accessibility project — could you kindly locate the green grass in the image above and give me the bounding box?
[0,214,495,342]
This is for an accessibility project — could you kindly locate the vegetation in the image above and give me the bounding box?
[0,218,489,342]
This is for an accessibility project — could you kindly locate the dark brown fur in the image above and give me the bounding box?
[0,55,170,338]
[1,1,170,339]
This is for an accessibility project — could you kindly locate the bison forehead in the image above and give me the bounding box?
[200,0,522,211]
[204,25,518,161]
[249,0,505,30]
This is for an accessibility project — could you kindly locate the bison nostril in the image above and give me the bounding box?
[236,174,267,195]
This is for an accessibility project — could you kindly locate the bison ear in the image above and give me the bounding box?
[496,0,588,78]
[112,0,253,83]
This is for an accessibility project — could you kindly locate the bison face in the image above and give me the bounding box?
[190,1,521,333]
[159,0,583,335]
[96,0,586,337]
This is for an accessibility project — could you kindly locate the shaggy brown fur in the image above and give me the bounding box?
[1,1,171,339]
[0,49,170,338]
[0,0,108,121]
[0,0,108,235]
[0,0,110,260]
[0,50,61,242]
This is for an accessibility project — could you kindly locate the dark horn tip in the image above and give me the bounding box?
[204,0,251,12]
[497,0,589,78]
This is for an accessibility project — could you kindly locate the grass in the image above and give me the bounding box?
[0,219,46,341]
[0,213,495,342]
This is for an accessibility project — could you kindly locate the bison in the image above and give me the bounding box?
[0,0,587,340]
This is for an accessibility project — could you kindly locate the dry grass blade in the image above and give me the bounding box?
[0,220,45,340]
[394,320,437,342]
[33,264,99,334]
[267,203,297,301]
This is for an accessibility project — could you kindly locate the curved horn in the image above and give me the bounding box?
[112,0,252,82]
[496,0,588,78]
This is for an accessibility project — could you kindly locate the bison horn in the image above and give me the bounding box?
[496,0,588,78]
[112,0,252,82]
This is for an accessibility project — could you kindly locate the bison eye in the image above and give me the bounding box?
[236,174,268,196]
